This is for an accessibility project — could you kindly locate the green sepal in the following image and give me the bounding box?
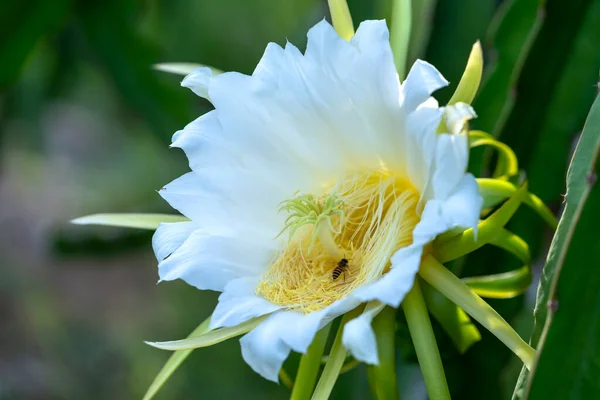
[433,182,528,263]
[419,256,536,370]
[142,316,211,400]
[71,213,189,230]
[448,41,484,106]
[327,0,355,41]
[477,178,558,228]
[469,130,519,179]
[462,229,532,299]
[153,63,223,76]
[145,315,268,351]
[464,266,531,299]
[421,281,481,354]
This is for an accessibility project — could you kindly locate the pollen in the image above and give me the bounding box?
[256,169,420,313]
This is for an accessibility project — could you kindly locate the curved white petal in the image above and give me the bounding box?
[440,173,482,234]
[152,221,198,262]
[211,278,283,329]
[240,309,329,382]
[431,133,469,200]
[181,67,214,100]
[342,304,384,365]
[351,245,423,307]
[401,60,448,112]
[240,312,292,382]
[405,104,444,196]
[158,230,276,291]
[171,111,230,170]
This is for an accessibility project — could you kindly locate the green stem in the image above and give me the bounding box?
[403,280,451,400]
[368,306,399,400]
[419,255,536,369]
[312,307,363,399]
[291,323,332,400]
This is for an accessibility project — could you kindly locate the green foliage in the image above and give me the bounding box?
[513,84,600,400]
[473,0,544,136]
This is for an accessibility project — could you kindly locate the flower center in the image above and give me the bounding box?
[256,169,420,313]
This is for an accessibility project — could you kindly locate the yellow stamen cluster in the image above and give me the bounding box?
[256,168,420,313]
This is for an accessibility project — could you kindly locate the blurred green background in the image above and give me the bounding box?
[1,0,599,399]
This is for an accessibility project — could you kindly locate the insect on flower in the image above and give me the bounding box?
[332,257,350,281]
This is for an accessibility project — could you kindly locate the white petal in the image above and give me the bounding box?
[159,169,290,237]
[351,20,400,108]
[440,173,482,233]
[240,312,291,382]
[240,310,328,382]
[342,304,384,365]
[402,60,448,112]
[181,67,213,100]
[211,278,283,329]
[405,105,444,195]
[171,111,231,170]
[152,221,197,261]
[253,42,286,83]
[158,230,276,292]
[431,133,469,200]
[352,245,423,307]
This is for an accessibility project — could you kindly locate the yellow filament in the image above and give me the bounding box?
[256,169,421,313]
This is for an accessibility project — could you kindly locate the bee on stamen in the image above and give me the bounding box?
[332,258,349,281]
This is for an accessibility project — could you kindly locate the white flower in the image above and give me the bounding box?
[153,19,482,382]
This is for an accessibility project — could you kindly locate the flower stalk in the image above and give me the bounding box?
[403,279,451,400]
[369,306,400,400]
[291,323,332,400]
[312,307,363,399]
[419,255,536,369]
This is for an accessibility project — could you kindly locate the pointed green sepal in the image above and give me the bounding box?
[421,281,481,354]
[462,229,532,299]
[433,182,528,262]
[153,63,223,76]
[419,256,536,370]
[142,316,211,400]
[145,315,268,351]
[464,266,532,299]
[469,130,519,179]
[327,0,355,41]
[448,41,484,106]
[477,179,558,228]
[71,213,189,230]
